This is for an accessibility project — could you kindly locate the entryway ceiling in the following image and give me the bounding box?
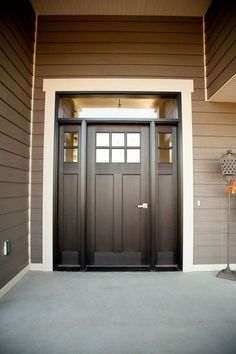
[30,0,212,16]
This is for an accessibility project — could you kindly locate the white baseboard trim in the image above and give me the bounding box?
[193,264,236,271]
[29,263,43,271]
[0,265,29,298]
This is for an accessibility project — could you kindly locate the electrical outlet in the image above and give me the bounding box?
[3,240,11,256]
[197,200,201,207]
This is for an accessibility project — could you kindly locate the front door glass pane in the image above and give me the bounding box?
[112,149,125,163]
[96,133,109,147]
[127,133,140,147]
[112,133,125,147]
[127,149,140,163]
[96,149,109,163]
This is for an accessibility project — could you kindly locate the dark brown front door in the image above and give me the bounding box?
[86,124,150,267]
[56,122,179,270]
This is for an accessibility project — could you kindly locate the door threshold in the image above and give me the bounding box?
[56,265,82,271]
[155,265,180,271]
[56,265,180,272]
[86,265,150,272]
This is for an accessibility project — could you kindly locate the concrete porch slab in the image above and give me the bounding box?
[0,271,236,354]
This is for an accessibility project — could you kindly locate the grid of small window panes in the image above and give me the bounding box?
[96,132,141,163]
[158,133,172,163]
[64,132,78,162]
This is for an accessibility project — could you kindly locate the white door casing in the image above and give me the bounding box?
[41,78,194,272]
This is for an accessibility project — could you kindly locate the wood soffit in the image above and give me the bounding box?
[30,0,212,17]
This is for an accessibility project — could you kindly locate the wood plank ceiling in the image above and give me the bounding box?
[30,0,212,16]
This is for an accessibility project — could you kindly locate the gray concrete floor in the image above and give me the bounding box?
[0,271,236,354]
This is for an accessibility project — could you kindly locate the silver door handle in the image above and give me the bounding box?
[137,203,148,209]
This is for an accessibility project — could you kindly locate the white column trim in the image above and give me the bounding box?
[42,90,55,271]
[42,78,194,272]
[181,90,194,272]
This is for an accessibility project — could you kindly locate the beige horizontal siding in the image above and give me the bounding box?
[0,183,29,198]
[205,0,236,98]
[0,167,29,184]
[32,14,236,266]
[0,150,29,170]
[35,64,204,78]
[193,136,236,149]
[0,132,30,158]
[0,197,29,215]
[36,53,203,66]
[193,124,236,137]
[38,32,202,44]
[31,209,42,221]
[38,17,202,32]
[195,208,236,222]
[193,112,236,125]
[0,210,29,233]
[0,117,30,145]
[0,0,35,289]
[193,147,233,160]
[31,172,43,184]
[193,196,230,209]
[207,58,236,99]
[37,42,203,56]
[0,19,33,72]
[0,99,31,132]
[193,100,236,264]
[39,15,202,23]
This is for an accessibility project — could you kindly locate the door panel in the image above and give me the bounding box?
[95,174,114,251]
[86,124,150,267]
[123,175,141,251]
[63,175,78,249]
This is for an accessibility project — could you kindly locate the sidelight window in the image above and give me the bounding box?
[64,132,78,162]
[158,133,172,163]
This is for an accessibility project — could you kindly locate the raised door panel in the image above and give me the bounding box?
[95,175,114,252]
[122,175,141,252]
[62,175,78,250]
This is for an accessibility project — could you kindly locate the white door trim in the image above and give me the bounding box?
[42,78,194,272]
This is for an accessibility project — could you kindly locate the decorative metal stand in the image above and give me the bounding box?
[216,150,236,281]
